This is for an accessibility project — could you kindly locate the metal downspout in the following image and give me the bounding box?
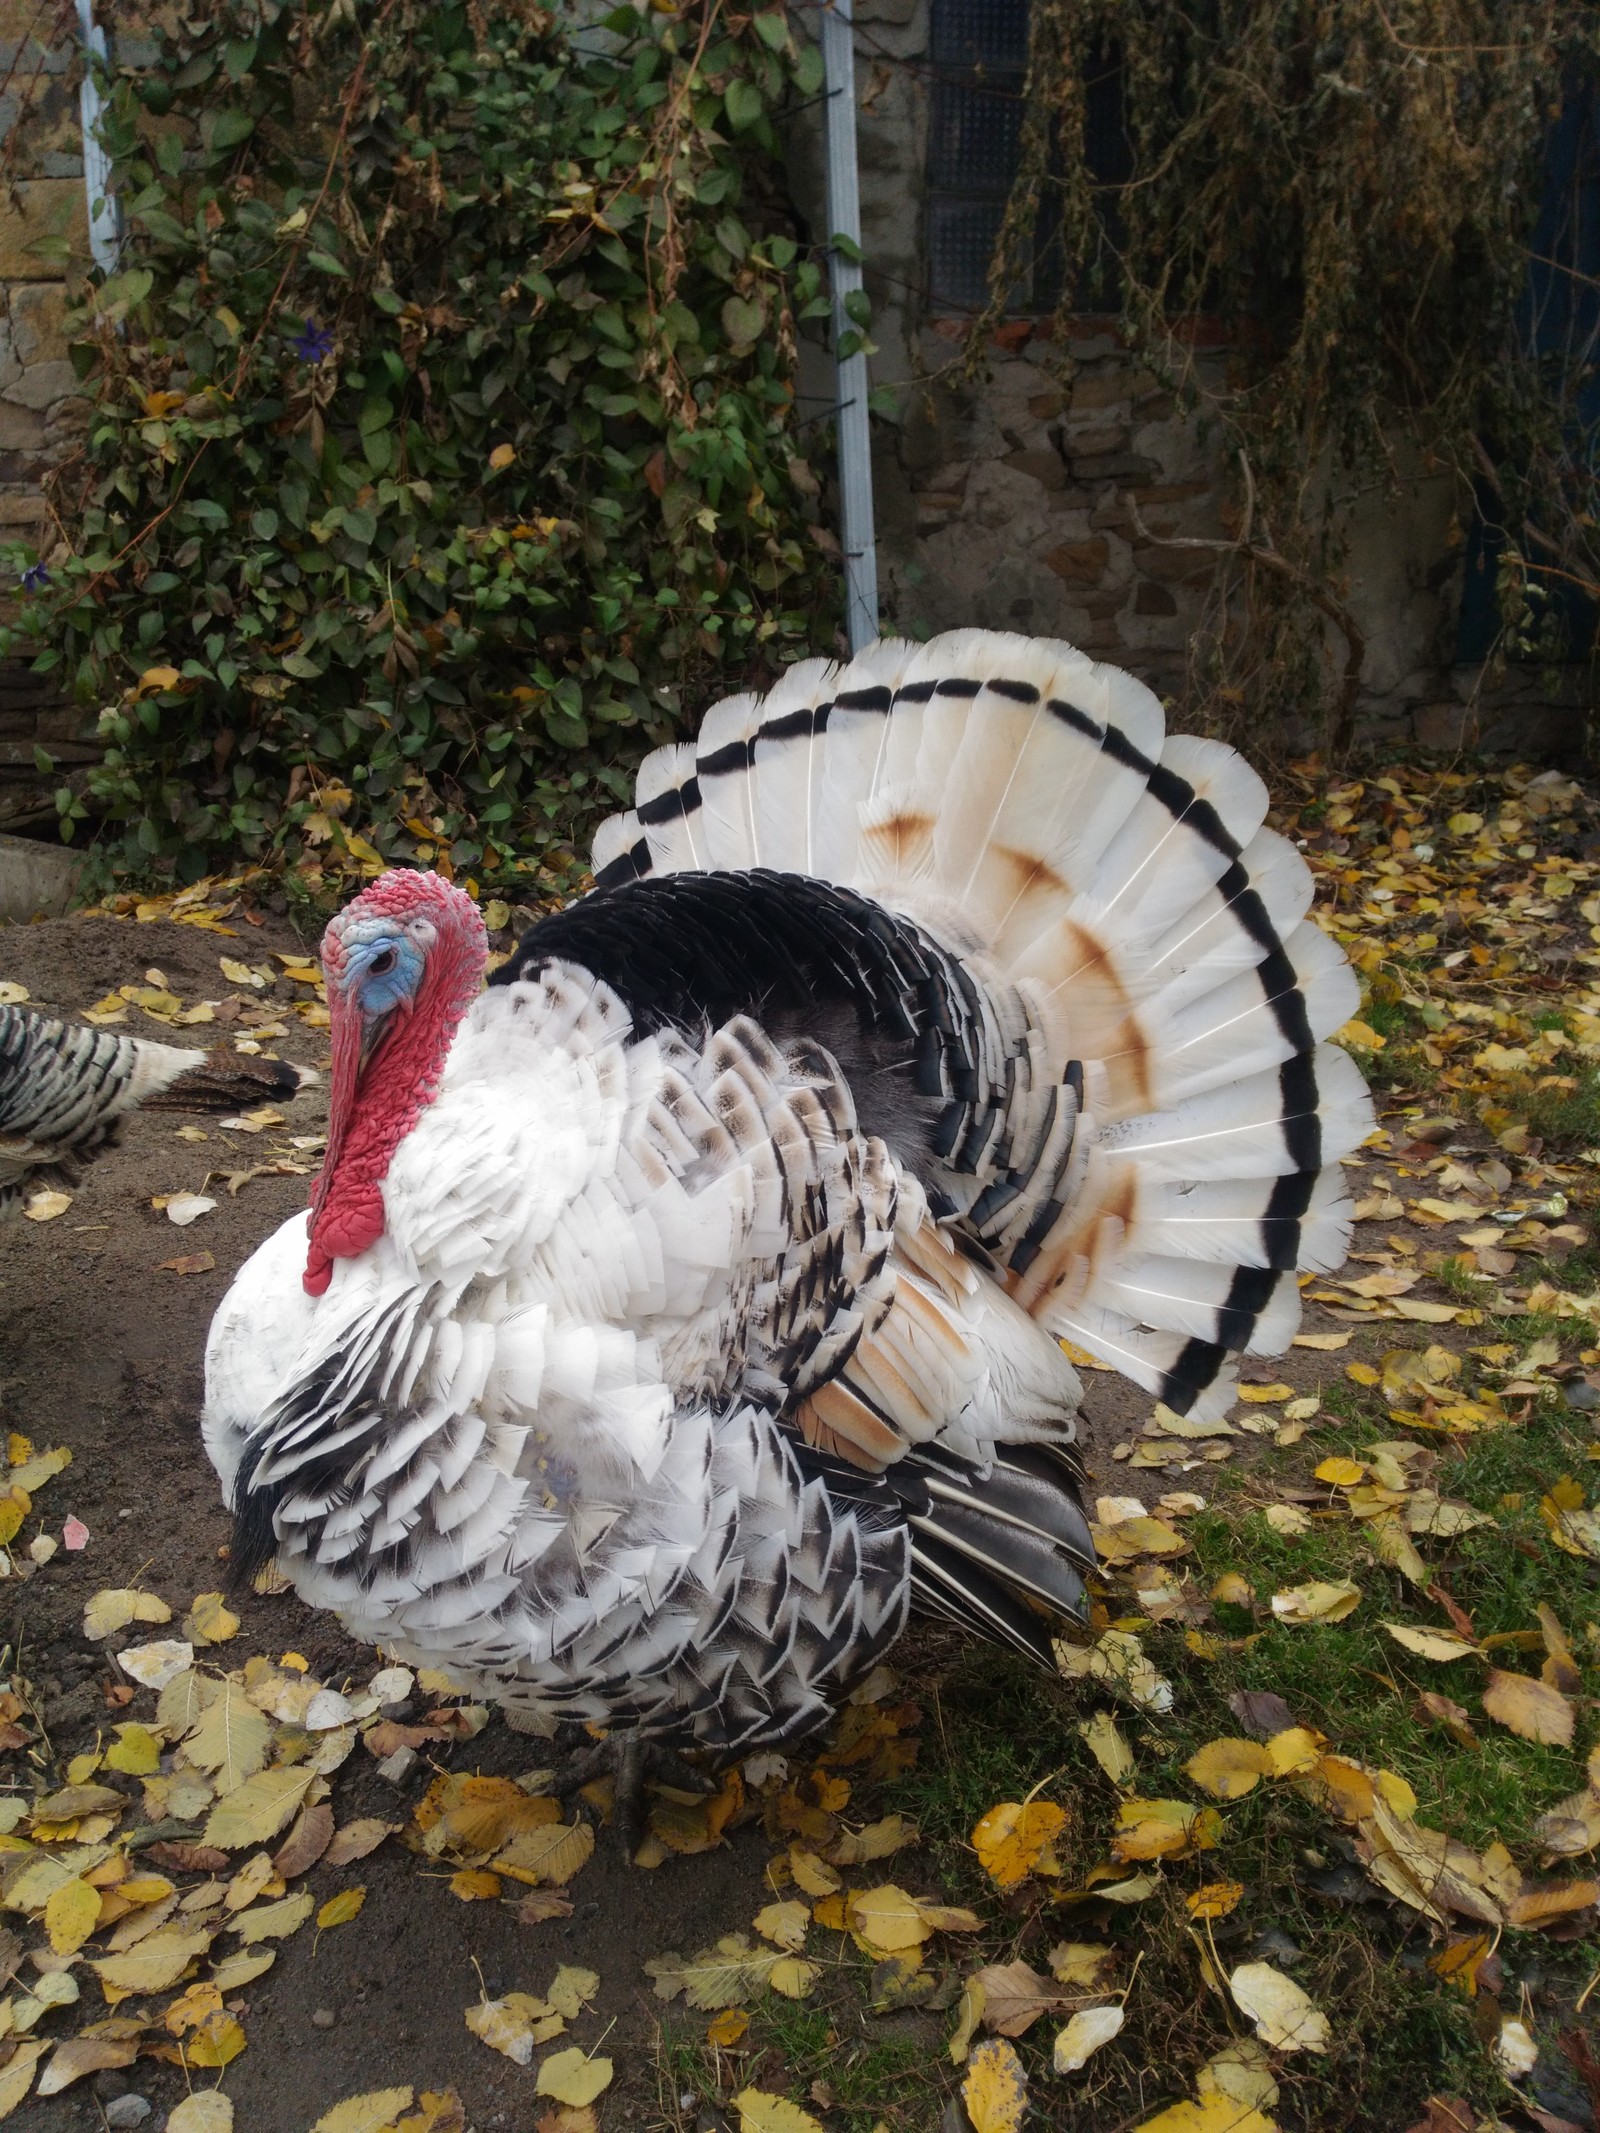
[819,0,879,653]
[75,0,123,276]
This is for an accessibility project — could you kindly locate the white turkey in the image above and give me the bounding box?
[1,1002,307,1216]
[204,629,1371,1844]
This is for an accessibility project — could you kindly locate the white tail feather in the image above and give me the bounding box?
[590,629,1372,1413]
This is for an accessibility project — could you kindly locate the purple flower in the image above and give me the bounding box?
[19,563,50,593]
[290,319,335,364]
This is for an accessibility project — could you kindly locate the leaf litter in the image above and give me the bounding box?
[10,773,1600,2127]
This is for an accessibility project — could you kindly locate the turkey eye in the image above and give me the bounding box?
[369,949,397,977]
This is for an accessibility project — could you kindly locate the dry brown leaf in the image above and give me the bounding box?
[1354,1800,1503,1926]
[1416,1692,1479,1748]
[1531,1786,1600,1857]
[968,1959,1073,2036]
[514,1892,576,1927]
[1481,1668,1574,1747]
[324,1817,398,1868]
[275,1802,336,1878]
[35,2037,139,2096]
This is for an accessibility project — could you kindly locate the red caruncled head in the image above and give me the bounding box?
[305,870,486,1295]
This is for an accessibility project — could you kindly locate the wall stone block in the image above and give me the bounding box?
[0,399,45,452]
[1001,446,1065,491]
[4,355,76,409]
[0,180,86,279]
[11,280,69,367]
[1042,536,1109,585]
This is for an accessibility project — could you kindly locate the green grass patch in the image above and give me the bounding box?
[1518,1065,1600,1150]
[650,1355,1600,2131]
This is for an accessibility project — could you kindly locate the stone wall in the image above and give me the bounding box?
[0,0,94,830]
[787,0,1590,758]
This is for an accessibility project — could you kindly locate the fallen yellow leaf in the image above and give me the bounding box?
[1271,1578,1361,1625]
[963,2036,1029,2133]
[1185,1880,1244,1919]
[1079,1710,1135,1785]
[1228,1959,1329,2052]
[317,1886,367,1929]
[535,2048,613,2107]
[1315,1456,1366,1486]
[310,2092,415,2133]
[43,1876,100,1956]
[449,1869,503,1902]
[734,2091,825,2133]
[846,1884,931,1952]
[1384,1622,1479,1663]
[971,1800,1067,1888]
[1481,1668,1574,1747]
[1184,1738,1272,1801]
[1111,1797,1220,1860]
[1132,2098,1276,2133]
[1053,2002,1125,2073]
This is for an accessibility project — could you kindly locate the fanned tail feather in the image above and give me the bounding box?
[590,628,1372,1423]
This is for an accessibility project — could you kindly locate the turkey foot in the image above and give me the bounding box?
[549,1730,718,1859]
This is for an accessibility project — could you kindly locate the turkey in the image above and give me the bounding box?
[204,628,1372,1845]
[1,1002,308,1216]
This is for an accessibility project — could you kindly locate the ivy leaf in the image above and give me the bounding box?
[724,78,763,130]
[721,296,768,347]
[205,108,256,153]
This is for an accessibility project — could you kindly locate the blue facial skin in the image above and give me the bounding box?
[337,928,428,1064]
[348,933,426,1016]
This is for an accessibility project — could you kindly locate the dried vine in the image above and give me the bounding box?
[978,0,1600,749]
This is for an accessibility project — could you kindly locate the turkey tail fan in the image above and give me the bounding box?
[588,629,1372,1418]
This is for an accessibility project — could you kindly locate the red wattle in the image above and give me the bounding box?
[303,871,486,1293]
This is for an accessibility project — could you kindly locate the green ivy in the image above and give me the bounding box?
[1,0,837,893]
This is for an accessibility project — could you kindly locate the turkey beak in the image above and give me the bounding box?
[357,998,410,1076]
[358,1013,388,1076]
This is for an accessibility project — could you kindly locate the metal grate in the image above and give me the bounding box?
[925,0,1130,316]
[926,0,1027,312]
[1457,60,1600,663]
[929,0,1030,74]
